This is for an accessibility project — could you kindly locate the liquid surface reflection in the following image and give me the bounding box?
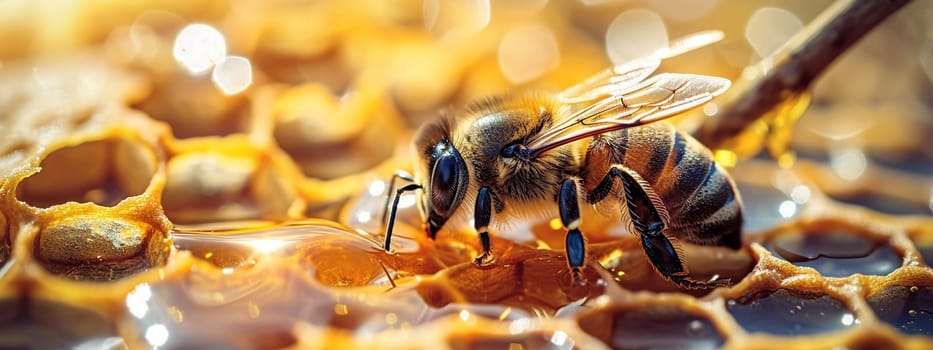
[727,289,858,335]
[0,299,123,349]
[767,230,901,277]
[578,305,723,350]
[142,220,609,348]
[867,286,933,336]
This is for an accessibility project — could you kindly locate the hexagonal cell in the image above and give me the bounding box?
[765,229,900,277]
[16,136,157,208]
[727,289,857,336]
[253,50,351,92]
[162,149,298,224]
[867,285,933,336]
[36,215,170,281]
[133,74,250,138]
[577,305,724,350]
[271,83,399,180]
[0,298,123,349]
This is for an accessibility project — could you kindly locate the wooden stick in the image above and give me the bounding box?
[693,0,912,149]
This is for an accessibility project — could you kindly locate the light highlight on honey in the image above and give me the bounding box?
[173,24,226,74]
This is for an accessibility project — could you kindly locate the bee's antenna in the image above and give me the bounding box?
[384,183,422,252]
[381,171,417,227]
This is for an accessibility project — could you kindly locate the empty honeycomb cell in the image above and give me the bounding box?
[162,150,259,223]
[577,305,724,350]
[36,215,169,281]
[134,74,250,138]
[271,83,402,180]
[867,285,933,336]
[726,289,858,336]
[162,139,305,223]
[765,229,901,277]
[0,298,122,349]
[253,51,352,92]
[16,136,157,208]
[251,161,302,221]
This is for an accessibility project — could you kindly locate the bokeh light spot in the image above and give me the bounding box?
[423,0,490,39]
[830,147,868,181]
[173,23,227,74]
[745,7,803,58]
[211,56,253,95]
[606,9,668,66]
[498,23,560,84]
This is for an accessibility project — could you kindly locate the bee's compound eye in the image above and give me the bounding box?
[433,155,458,191]
[429,154,461,214]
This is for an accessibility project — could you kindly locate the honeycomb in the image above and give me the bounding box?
[0,1,931,349]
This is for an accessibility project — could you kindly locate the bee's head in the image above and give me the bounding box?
[412,119,469,238]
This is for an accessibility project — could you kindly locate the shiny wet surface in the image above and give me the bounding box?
[727,289,858,336]
[867,286,933,336]
[766,230,901,277]
[578,305,723,350]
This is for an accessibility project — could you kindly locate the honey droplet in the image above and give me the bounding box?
[713,120,767,165]
[713,149,738,168]
[711,91,811,164]
[777,151,797,169]
[765,91,811,159]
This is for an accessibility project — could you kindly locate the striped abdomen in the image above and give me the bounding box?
[581,122,742,249]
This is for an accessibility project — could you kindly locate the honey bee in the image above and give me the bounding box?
[382,34,742,289]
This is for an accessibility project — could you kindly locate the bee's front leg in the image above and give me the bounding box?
[558,179,586,284]
[472,186,495,265]
[590,166,728,289]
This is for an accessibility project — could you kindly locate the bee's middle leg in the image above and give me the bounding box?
[472,186,494,265]
[558,178,586,284]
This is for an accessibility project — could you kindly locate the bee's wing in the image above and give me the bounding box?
[526,72,730,155]
[557,30,725,105]
[557,59,662,104]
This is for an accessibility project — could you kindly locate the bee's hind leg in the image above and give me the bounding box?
[558,179,587,285]
[472,187,495,266]
[590,166,728,289]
